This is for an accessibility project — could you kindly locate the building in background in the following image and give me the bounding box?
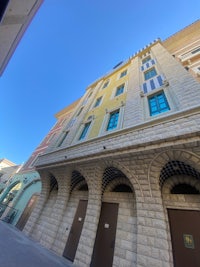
[22,20,200,267]
[0,0,44,229]
[0,99,80,229]
[0,158,23,223]
[0,158,21,193]
[163,20,200,82]
[0,167,41,228]
[0,0,43,75]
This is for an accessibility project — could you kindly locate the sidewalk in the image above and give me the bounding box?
[0,221,74,267]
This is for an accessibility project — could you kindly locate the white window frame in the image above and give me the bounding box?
[144,67,157,81]
[99,106,124,136]
[111,81,128,99]
[118,69,128,80]
[102,79,110,89]
[74,119,94,143]
[142,88,175,120]
[92,95,104,109]
[57,131,69,147]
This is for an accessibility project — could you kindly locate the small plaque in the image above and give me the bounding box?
[78,217,82,222]
[104,223,109,229]
[183,234,195,249]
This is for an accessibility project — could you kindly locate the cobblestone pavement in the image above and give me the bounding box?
[0,221,73,267]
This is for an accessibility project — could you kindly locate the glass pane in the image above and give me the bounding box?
[148,92,170,116]
[142,56,151,64]
[79,122,91,140]
[107,110,119,130]
[144,68,157,80]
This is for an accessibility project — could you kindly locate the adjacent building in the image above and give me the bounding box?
[0,158,21,193]
[0,0,44,228]
[19,20,200,267]
[0,0,43,75]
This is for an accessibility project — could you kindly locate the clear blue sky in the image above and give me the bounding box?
[1,0,200,165]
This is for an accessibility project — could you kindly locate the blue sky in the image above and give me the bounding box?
[1,0,200,164]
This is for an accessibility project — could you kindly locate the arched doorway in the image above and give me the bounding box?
[161,160,200,267]
[91,166,136,267]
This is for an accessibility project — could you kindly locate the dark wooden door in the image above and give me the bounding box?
[168,209,200,267]
[16,194,39,231]
[63,200,88,261]
[90,202,119,267]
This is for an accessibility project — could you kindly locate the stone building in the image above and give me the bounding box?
[23,20,200,267]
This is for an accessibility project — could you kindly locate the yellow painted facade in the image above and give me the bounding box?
[84,64,130,139]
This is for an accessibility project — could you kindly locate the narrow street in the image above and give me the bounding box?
[0,221,73,267]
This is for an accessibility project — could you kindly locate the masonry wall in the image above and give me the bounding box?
[23,39,200,267]
[24,139,200,267]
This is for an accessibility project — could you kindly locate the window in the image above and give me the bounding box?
[103,80,109,89]
[191,47,200,54]
[120,70,127,78]
[115,84,124,96]
[79,122,91,140]
[142,75,164,94]
[57,131,68,147]
[142,56,151,64]
[148,92,170,116]
[88,91,93,98]
[94,96,102,108]
[144,67,157,80]
[107,109,120,131]
[77,107,83,116]
[67,118,76,128]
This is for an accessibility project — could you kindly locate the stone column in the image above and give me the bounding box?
[73,163,102,267]
[39,166,71,249]
[23,170,50,238]
[136,184,171,267]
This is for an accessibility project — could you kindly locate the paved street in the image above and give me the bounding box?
[0,221,73,267]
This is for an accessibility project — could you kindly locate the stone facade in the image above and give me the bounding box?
[23,21,200,267]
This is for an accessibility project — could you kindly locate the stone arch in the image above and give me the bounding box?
[151,150,200,267]
[103,167,134,193]
[53,167,89,256]
[49,167,71,197]
[148,149,200,197]
[70,170,88,193]
[29,170,59,242]
[23,169,52,237]
[92,161,137,267]
[49,173,58,192]
[99,159,144,200]
[162,175,200,195]
[160,160,200,189]
[105,176,133,193]
[70,163,102,194]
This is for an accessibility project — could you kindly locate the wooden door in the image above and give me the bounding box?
[168,209,200,267]
[90,202,119,267]
[16,194,39,230]
[63,200,88,261]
